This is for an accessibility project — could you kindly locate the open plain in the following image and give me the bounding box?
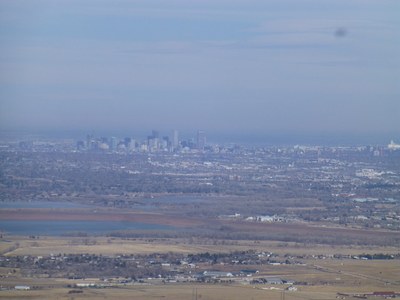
[1,235,399,299]
[1,140,400,299]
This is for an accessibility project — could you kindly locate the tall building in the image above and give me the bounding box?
[162,136,169,150]
[172,130,179,150]
[109,137,118,150]
[124,137,131,147]
[129,139,136,151]
[197,130,206,150]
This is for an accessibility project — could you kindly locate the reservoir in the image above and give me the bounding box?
[0,200,93,209]
[0,220,175,236]
[0,199,188,236]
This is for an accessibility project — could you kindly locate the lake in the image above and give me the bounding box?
[0,220,175,236]
[0,200,92,209]
[0,199,190,236]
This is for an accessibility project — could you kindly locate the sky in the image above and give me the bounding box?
[0,0,399,143]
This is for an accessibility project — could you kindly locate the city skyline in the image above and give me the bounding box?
[1,126,399,147]
[0,0,399,140]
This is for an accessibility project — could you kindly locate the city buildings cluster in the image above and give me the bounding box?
[76,130,207,153]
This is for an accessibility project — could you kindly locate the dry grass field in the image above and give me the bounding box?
[1,283,399,300]
[1,236,399,299]
[2,236,399,257]
[1,196,399,300]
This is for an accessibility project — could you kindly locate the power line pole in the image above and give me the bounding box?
[191,288,198,300]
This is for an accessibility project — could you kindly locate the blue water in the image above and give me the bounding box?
[0,198,192,235]
[0,201,92,209]
[0,220,174,236]
[1,197,204,210]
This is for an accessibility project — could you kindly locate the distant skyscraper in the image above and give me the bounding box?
[129,139,136,151]
[162,136,169,150]
[197,130,206,150]
[147,130,160,151]
[109,137,118,150]
[124,137,136,150]
[172,130,179,150]
[124,137,131,147]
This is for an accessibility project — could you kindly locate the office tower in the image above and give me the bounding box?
[109,136,118,150]
[124,137,132,148]
[147,130,159,151]
[162,136,169,150]
[172,130,179,150]
[129,139,136,151]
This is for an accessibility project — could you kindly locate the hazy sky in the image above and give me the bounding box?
[0,0,399,140]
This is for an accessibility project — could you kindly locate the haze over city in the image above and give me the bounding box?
[1,2,400,298]
[1,0,399,143]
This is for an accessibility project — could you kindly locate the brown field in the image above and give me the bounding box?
[1,207,399,299]
[0,285,295,300]
[1,236,399,299]
[226,220,400,245]
[0,282,399,300]
[2,236,400,257]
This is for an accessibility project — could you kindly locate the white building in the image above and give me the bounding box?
[388,140,400,150]
[15,286,30,290]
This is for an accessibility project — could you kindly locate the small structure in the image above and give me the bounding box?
[240,269,259,276]
[266,277,284,284]
[372,291,396,297]
[202,271,233,278]
[76,283,96,288]
[15,286,30,290]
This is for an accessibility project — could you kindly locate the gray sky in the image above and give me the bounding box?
[0,0,399,140]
